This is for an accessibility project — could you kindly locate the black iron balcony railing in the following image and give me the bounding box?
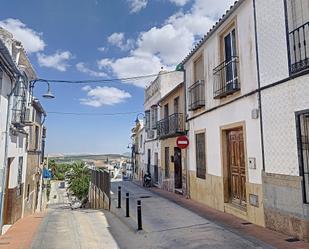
[157,113,184,139]
[289,21,309,74]
[189,80,205,111]
[213,56,240,99]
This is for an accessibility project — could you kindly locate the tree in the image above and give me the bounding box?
[67,162,90,200]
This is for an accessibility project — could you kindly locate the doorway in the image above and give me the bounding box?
[3,158,13,224]
[227,128,246,207]
[174,147,182,190]
[147,149,151,174]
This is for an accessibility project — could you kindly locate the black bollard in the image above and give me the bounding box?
[137,200,142,230]
[117,186,121,208]
[125,193,130,217]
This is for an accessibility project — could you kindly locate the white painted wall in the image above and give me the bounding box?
[143,71,183,173]
[184,0,263,184]
[261,76,309,176]
[255,0,309,176]
[255,0,290,87]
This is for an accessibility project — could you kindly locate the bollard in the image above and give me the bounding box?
[137,200,142,230]
[117,186,121,208]
[125,193,130,217]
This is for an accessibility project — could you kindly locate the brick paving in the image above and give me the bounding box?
[0,213,45,249]
[149,186,309,249]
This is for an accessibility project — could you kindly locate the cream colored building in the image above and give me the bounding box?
[157,83,187,194]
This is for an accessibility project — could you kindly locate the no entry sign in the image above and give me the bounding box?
[176,136,189,149]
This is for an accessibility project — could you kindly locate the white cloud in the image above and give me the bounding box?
[127,0,148,13]
[97,0,235,88]
[169,0,191,6]
[107,32,134,51]
[98,55,165,87]
[0,18,45,53]
[76,62,107,77]
[80,86,131,107]
[97,47,106,52]
[37,50,73,72]
[134,24,194,65]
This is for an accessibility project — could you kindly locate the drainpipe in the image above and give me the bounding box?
[253,0,266,172]
[0,74,21,233]
[179,66,190,198]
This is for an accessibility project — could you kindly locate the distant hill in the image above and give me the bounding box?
[49,153,129,163]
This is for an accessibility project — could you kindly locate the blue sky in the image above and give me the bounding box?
[0,0,233,155]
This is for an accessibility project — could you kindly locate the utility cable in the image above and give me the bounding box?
[36,70,176,84]
[47,111,142,116]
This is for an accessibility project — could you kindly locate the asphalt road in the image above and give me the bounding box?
[30,181,119,249]
[30,180,273,249]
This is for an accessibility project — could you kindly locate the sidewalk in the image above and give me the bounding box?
[149,186,309,249]
[0,213,45,249]
[111,181,273,249]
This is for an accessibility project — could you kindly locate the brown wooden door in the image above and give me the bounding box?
[227,129,246,207]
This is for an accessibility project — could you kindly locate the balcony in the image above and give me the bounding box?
[289,21,309,74]
[188,80,205,111]
[157,113,184,139]
[213,56,240,99]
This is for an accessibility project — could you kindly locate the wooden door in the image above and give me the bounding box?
[174,147,182,189]
[227,129,246,207]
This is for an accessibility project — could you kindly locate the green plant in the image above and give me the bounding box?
[66,162,90,200]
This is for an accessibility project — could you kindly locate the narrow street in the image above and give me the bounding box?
[29,180,274,249]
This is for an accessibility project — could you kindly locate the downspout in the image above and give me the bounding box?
[253,0,266,171]
[181,66,190,198]
[0,74,20,232]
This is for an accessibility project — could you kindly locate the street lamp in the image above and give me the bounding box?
[135,113,145,125]
[127,143,134,180]
[30,80,55,99]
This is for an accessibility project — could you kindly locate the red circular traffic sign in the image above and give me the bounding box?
[176,136,189,149]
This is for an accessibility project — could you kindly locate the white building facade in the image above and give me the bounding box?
[182,0,264,226]
[255,0,309,241]
[0,28,38,229]
[142,71,183,187]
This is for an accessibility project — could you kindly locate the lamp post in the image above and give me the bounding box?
[135,113,145,125]
[0,78,55,232]
[127,143,134,180]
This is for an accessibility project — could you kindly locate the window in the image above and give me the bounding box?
[17,157,23,184]
[26,184,30,200]
[196,132,206,179]
[17,156,23,196]
[145,110,151,131]
[286,0,309,73]
[35,126,40,150]
[296,111,309,203]
[151,105,158,129]
[140,134,143,148]
[214,27,240,98]
[165,147,170,178]
[174,97,179,114]
[193,55,204,83]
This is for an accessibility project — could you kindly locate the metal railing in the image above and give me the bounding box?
[157,113,184,139]
[146,129,155,139]
[289,21,309,74]
[213,56,240,99]
[189,80,205,110]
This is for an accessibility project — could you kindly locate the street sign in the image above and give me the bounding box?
[176,136,189,149]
